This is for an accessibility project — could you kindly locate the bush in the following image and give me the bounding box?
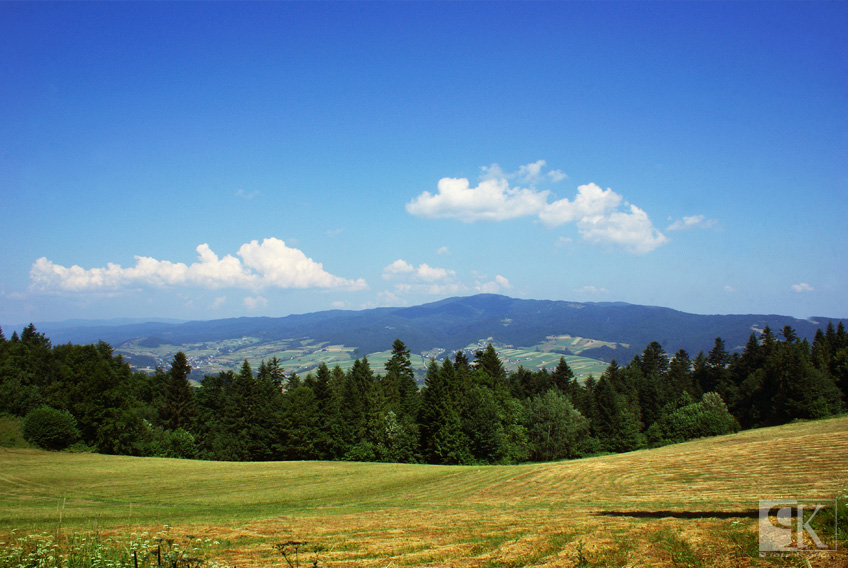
[166,428,198,459]
[22,406,80,450]
[647,393,740,447]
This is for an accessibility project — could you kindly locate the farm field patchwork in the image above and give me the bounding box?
[1,416,846,567]
[116,335,613,382]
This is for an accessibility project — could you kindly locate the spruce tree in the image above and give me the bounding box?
[159,352,196,432]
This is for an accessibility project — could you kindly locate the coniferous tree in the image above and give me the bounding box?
[551,357,575,394]
[159,352,196,432]
[474,344,506,388]
[378,339,420,462]
[667,349,695,399]
[419,358,471,464]
[592,374,644,453]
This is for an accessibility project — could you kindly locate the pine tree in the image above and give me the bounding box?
[383,339,421,419]
[474,344,506,387]
[551,357,575,394]
[592,375,644,453]
[159,352,196,432]
[419,358,471,464]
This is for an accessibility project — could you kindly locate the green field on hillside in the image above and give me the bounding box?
[117,335,613,381]
[2,416,846,567]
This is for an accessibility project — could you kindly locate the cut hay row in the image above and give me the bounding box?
[1,416,846,567]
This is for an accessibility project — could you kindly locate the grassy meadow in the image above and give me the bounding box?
[2,416,846,567]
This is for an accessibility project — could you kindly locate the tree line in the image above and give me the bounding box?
[1,322,845,464]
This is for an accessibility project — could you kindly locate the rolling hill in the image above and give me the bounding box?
[31,295,845,367]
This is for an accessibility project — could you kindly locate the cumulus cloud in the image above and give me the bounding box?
[381,259,467,298]
[382,259,415,278]
[475,275,512,294]
[407,162,667,254]
[667,215,718,231]
[538,183,623,226]
[235,189,260,200]
[791,282,814,293]
[575,285,609,295]
[243,296,268,310]
[405,176,549,222]
[30,238,367,293]
[382,260,455,282]
[547,169,568,182]
[578,204,669,255]
[238,238,367,290]
[436,246,450,255]
[517,160,547,183]
[416,263,454,282]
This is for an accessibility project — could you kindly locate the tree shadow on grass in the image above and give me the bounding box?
[594,510,760,519]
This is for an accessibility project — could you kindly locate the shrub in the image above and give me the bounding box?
[167,428,198,459]
[647,393,740,446]
[22,406,80,450]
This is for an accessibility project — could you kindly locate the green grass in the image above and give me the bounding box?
[2,416,846,566]
[0,415,31,449]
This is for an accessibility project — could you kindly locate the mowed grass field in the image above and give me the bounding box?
[1,417,846,567]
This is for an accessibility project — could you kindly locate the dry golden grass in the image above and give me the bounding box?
[1,416,847,567]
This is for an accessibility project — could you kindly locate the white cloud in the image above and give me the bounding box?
[243,296,268,310]
[436,246,450,255]
[405,176,549,222]
[416,263,454,282]
[578,205,669,254]
[211,296,227,309]
[547,169,568,182]
[517,159,547,183]
[382,259,455,282]
[476,275,512,294]
[382,259,415,278]
[539,183,623,226]
[407,163,667,255]
[235,189,260,200]
[237,238,367,290]
[724,285,737,293]
[381,259,465,299]
[667,215,718,231]
[30,238,367,293]
[791,282,814,293]
[376,290,404,306]
[575,285,609,295]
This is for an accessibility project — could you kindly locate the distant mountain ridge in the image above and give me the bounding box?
[27,294,847,364]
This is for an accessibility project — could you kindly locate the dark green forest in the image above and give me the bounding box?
[1,322,846,464]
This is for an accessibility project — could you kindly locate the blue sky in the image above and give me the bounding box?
[2,1,846,327]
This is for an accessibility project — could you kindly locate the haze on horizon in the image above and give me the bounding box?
[2,2,846,327]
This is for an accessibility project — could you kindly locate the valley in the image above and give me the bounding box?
[116,333,614,382]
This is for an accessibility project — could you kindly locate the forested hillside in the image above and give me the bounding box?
[31,294,844,365]
[1,321,845,464]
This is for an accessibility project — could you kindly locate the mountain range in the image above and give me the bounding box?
[25,294,847,364]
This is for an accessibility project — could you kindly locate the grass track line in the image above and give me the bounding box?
[1,416,846,567]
